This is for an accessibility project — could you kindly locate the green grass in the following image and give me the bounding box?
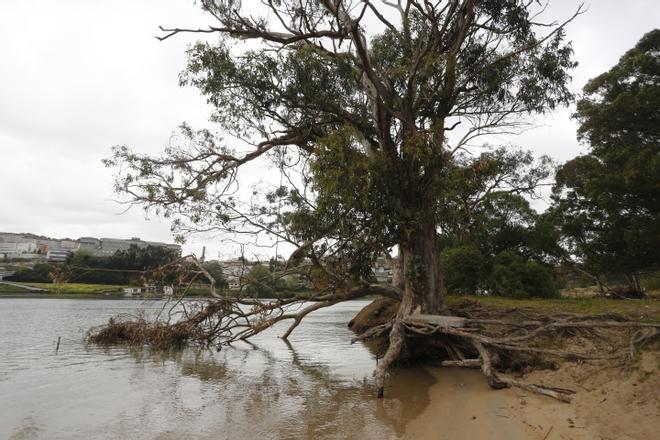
[0,283,28,293]
[21,283,127,294]
[446,294,660,323]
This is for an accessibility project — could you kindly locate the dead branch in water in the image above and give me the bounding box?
[87,282,402,347]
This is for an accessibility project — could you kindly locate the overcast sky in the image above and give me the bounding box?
[0,1,658,259]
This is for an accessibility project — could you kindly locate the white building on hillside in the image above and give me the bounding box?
[46,250,71,262]
[222,259,254,290]
[0,232,182,260]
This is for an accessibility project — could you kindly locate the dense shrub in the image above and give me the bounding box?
[10,263,56,283]
[492,251,558,298]
[440,246,486,294]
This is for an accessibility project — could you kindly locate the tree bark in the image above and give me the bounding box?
[375,221,448,397]
[631,272,642,294]
[401,222,447,314]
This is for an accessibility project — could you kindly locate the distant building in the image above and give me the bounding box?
[0,241,36,256]
[221,259,254,290]
[78,237,101,253]
[95,237,181,257]
[0,232,181,260]
[372,255,396,284]
[46,250,71,262]
[96,237,131,256]
[122,287,143,296]
[122,285,157,297]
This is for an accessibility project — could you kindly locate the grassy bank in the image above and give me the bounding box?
[0,282,127,295]
[0,283,31,293]
[0,282,312,298]
[446,294,660,323]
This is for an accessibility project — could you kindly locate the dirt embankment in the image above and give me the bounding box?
[348,297,399,334]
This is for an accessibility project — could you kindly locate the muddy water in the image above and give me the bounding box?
[0,298,434,439]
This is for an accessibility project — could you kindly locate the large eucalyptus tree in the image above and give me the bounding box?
[104,0,584,395]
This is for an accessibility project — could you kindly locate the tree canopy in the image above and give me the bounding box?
[551,29,660,292]
[103,0,583,395]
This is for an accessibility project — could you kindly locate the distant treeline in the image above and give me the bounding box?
[9,245,185,285]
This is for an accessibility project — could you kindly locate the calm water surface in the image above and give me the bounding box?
[0,298,433,439]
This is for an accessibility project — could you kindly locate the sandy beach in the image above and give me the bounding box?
[404,355,659,440]
[404,367,593,439]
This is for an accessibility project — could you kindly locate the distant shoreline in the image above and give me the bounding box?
[0,292,153,300]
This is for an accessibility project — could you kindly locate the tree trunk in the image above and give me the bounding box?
[375,221,447,397]
[401,222,447,314]
[631,272,642,294]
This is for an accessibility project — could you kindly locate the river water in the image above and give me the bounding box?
[0,298,434,439]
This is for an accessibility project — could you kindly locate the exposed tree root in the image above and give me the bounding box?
[375,320,405,398]
[355,300,660,402]
[358,309,653,402]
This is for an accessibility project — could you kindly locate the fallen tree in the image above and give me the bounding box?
[88,265,660,402]
[87,1,660,401]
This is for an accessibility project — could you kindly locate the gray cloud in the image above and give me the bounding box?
[0,1,658,258]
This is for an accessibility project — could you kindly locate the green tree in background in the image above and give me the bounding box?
[437,148,562,295]
[63,245,181,285]
[551,29,660,293]
[245,264,275,297]
[201,260,229,289]
[439,245,485,294]
[492,250,558,298]
[10,263,56,283]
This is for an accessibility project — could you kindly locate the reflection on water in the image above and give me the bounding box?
[0,299,432,439]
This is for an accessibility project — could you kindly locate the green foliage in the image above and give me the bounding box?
[245,264,276,297]
[439,148,562,263]
[437,175,563,299]
[552,30,660,286]
[62,245,181,285]
[10,263,55,283]
[24,283,126,294]
[201,260,228,288]
[439,246,486,294]
[103,2,579,305]
[110,245,180,270]
[492,251,559,299]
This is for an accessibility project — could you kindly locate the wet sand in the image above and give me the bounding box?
[404,367,595,440]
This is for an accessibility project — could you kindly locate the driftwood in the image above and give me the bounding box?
[439,359,481,368]
[408,314,467,327]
